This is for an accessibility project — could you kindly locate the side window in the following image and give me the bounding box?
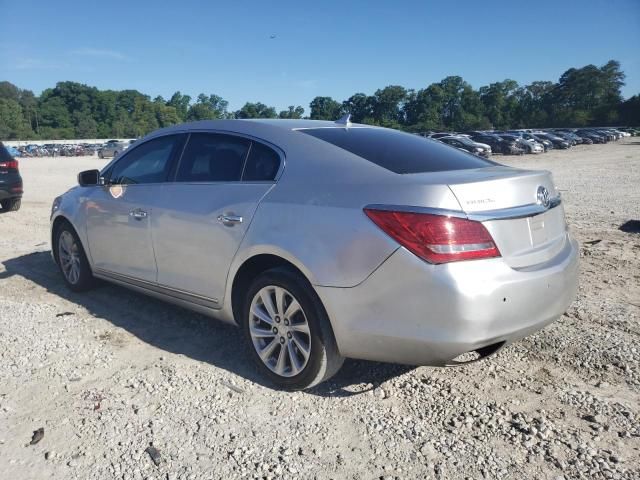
[109,135,181,184]
[176,133,250,182]
[242,142,280,181]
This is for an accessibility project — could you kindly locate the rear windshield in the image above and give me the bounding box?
[299,127,493,174]
[0,143,13,162]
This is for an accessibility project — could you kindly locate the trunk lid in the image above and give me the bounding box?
[444,166,568,268]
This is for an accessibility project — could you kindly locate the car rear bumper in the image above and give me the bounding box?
[317,233,579,366]
[0,179,23,200]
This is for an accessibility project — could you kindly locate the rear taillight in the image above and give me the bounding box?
[0,160,18,170]
[364,208,500,264]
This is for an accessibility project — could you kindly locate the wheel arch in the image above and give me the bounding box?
[229,253,314,327]
[51,215,86,265]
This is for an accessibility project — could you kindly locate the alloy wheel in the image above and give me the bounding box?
[58,230,81,285]
[248,286,311,377]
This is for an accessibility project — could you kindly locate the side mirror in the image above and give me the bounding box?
[78,169,102,186]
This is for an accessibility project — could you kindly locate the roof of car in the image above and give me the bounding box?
[164,118,374,132]
[141,119,381,146]
[241,119,352,129]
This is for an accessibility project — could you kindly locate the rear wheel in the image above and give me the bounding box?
[0,198,21,212]
[54,222,95,292]
[242,268,344,390]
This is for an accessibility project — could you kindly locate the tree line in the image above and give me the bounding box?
[1,59,638,140]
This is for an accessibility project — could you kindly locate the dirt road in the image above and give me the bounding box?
[1,141,638,479]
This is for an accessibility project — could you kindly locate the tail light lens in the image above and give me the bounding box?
[0,160,19,170]
[364,208,500,264]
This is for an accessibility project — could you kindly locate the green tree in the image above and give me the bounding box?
[234,102,277,119]
[342,93,374,124]
[513,81,555,127]
[479,80,519,129]
[0,82,38,138]
[551,60,626,126]
[278,105,305,119]
[0,81,20,101]
[131,97,159,136]
[38,93,73,134]
[0,59,633,140]
[167,91,191,121]
[371,85,407,126]
[618,95,640,126]
[309,96,342,120]
[403,85,445,131]
[0,98,33,139]
[187,94,229,120]
[154,103,180,128]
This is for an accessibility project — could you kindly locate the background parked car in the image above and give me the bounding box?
[533,132,571,149]
[521,133,554,151]
[499,134,544,154]
[0,142,23,212]
[575,129,606,144]
[439,135,492,157]
[470,134,522,155]
[550,131,579,145]
[427,132,455,139]
[98,140,127,159]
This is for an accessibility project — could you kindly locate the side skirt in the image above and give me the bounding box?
[93,269,234,324]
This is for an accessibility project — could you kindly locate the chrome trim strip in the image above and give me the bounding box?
[365,204,468,219]
[467,196,561,221]
[94,268,219,308]
[365,196,561,222]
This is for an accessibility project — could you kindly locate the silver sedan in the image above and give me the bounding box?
[50,118,579,389]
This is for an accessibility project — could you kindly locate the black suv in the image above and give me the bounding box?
[0,142,23,212]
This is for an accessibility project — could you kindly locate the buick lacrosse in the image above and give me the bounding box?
[50,118,579,389]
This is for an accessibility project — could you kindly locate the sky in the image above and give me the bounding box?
[2,0,639,112]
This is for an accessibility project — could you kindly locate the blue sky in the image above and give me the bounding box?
[2,0,639,111]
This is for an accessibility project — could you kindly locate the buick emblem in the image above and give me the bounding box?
[536,186,550,208]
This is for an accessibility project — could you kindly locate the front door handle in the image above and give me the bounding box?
[217,214,243,226]
[129,208,148,220]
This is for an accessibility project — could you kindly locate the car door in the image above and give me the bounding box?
[85,134,186,283]
[151,132,281,307]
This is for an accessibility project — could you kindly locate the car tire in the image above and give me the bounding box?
[98,151,104,159]
[242,267,344,390]
[113,150,119,158]
[0,198,21,212]
[53,221,95,292]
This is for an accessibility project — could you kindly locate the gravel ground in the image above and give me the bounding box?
[0,140,639,480]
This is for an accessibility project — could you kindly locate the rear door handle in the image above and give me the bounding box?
[129,208,148,220]
[217,214,243,226]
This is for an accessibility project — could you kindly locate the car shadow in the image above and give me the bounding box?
[0,251,414,397]
[619,220,640,234]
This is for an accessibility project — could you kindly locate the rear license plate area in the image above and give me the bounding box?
[528,212,548,246]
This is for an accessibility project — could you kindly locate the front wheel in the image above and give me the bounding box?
[54,222,95,292]
[242,268,344,390]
